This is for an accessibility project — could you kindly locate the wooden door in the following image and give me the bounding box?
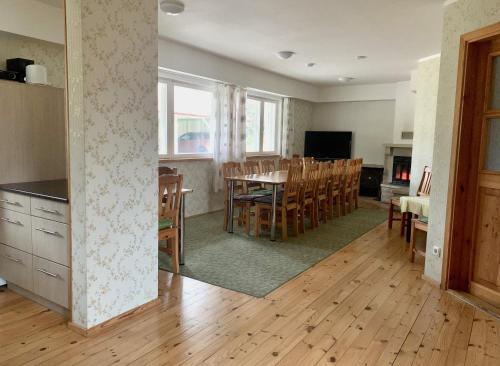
[469,37,500,307]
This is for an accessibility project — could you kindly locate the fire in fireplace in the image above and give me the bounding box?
[392,156,411,185]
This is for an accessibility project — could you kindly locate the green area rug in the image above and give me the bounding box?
[159,207,387,297]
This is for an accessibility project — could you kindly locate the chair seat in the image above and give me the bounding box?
[234,189,273,202]
[391,197,401,206]
[159,217,175,230]
[254,192,295,205]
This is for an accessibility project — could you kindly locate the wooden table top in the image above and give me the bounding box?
[226,170,288,185]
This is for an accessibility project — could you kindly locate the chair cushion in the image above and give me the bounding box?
[254,191,293,205]
[234,189,273,202]
[159,217,174,230]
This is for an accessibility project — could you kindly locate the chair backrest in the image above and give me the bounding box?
[159,166,178,176]
[316,163,331,196]
[242,160,260,175]
[279,158,291,171]
[303,163,318,196]
[334,159,346,167]
[222,162,242,178]
[283,165,303,204]
[292,157,303,166]
[417,166,432,196]
[260,159,275,173]
[159,174,183,227]
[303,157,314,165]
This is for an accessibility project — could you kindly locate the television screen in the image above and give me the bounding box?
[304,131,352,160]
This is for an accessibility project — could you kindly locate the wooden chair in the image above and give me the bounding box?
[159,174,183,274]
[222,162,248,232]
[254,165,302,240]
[303,157,314,165]
[316,163,331,224]
[300,163,319,230]
[410,218,428,262]
[327,164,343,219]
[259,159,276,173]
[340,165,355,215]
[279,158,291,171]
[388,166,432,235]
[351,158,363,209]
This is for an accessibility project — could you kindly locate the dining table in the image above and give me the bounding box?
[399,195,430,243]
[226,170,288,241]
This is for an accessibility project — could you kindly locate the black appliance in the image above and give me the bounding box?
[360,165,384,199]
[0,70,19,81]
[304,131,352,160]
[6,58,34,82]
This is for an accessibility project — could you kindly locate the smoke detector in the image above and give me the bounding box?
[160,1,185,15]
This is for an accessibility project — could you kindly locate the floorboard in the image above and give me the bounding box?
[1,212,499,366]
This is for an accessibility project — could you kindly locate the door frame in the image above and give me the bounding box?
[442,22,500,291]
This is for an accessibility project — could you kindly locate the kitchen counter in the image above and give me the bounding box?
[0,179,68,203]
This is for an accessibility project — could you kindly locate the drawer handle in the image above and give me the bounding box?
[0,217,23,226]
[36,268,60,279]
[36,207,61,215]
[2,254,22,263]
[0,199,21,206]
[34,227,61,237]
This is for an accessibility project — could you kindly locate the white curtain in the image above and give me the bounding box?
[281,97,294,158]
[212,84,247,192]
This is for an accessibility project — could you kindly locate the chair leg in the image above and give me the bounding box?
[281,208,288,241]
[299,205,305,234]
[255,206,261,238]
[400,212,406,237]
[388,202,394,229]
[336,196,341,218]
[292,207,299,236]
[223,201,228,231]
[409,220,416,262]
[172,234,180,274]
[245,205,251,235]
[354,191,359,209]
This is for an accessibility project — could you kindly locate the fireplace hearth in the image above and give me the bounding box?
[392,156,411,185]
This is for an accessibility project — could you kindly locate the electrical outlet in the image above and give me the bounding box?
[432,246,441,257]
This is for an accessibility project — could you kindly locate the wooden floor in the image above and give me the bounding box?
[1,222,499,365]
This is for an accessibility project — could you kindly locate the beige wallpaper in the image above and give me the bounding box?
[291,99,314,156]
[67,0,158,329]
[410,56,440,196]
[0,30,65,89]
[426,0,500,283]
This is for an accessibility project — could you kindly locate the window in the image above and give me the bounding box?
[245,96,280,155]
[158,79,215,158]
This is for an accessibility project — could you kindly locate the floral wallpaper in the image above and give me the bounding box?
[410,56,440,196]
[0,30,65,89]
[426,0,500,283]
[291,98,314,156]
[67,0,158,329]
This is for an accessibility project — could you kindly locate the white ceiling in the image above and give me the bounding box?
[159,0,444,86]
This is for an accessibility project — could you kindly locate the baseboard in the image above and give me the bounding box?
[68,297,160,337]
[8,283,70,318]
[421,274,441,288]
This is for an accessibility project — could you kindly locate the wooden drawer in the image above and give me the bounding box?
[0,208,32,253]
[0,191,30,214]
[32,217,69,266]
[30,197,69,224]
[0,244,33,291]
[33,256,69,309]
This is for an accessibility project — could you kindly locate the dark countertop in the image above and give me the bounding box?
[0,179,68,203]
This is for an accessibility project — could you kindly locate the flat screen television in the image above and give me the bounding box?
[304,131,352,160]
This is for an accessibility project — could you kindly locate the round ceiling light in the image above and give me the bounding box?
[276,51,295,60]
[338,76,355,82]
[160,0,185,15]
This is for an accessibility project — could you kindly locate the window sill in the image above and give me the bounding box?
[159,157,213,163]
[246,154,281,160]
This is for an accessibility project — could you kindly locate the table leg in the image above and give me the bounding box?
[179,194,185,265]
[406,212,412,243]
[270,185,278,241]
[228,180,235,234]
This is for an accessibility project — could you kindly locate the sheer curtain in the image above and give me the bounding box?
[212,84,247,192]
[280,97,294,158]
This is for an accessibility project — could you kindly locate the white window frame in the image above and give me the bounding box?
[158,77,216,160]
[246,94,282,156]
